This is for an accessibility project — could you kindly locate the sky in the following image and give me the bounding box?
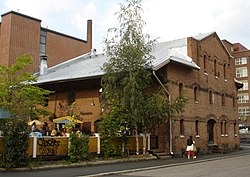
[0,0,250,53]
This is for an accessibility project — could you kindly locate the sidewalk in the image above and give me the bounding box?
[1,146,250,175]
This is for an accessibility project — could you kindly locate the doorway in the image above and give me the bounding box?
[207,119,216,144]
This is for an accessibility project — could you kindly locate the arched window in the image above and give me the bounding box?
[179,83,183,96]
[195,120,199,135]
[204,54,207,71]
[221,122,223,135]
[233,95,236,108]
[67,91,75,105]
[209,90,214,104]
[224,122,227,135]
[214,59,217,77]
[221,93,225,107]
[234,123,237,135]
[221,120,227,135]
[223,63,227,79]
[180,119,184,136]
[194,86,198,102]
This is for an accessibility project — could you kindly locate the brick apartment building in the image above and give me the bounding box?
[35,32,241,155]
[0,11,92,73]
[222,40,250,128]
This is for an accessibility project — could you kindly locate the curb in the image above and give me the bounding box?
[0,155,157,172]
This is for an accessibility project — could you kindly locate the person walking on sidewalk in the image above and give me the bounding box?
[186,136,196,159]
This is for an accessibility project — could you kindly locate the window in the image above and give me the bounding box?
[233,96,236,108]
[238,107,250,116]
[67,91,75,105]
[221,93,225,107]
[234,123,237,135]
[179,83,183,96]
[209,90,214,104]
[82,122,91,135]
[203,54,207,71]
[195,120,199,135]
[40,29,47,57]
[238,93,249,103]
[221,121,227,135]
[194,86,198,102]
[180,119,184,136]
[221,122,223,135]
[224,122,227,135]
[223,63,226,79]
[239,80,248,91]
[214,59,217,77]
[236,67,248,78]
[235,57,247,65]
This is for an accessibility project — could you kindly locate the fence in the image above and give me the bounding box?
[0,133,151,158]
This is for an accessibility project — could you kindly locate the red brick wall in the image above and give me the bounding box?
[155,33,239,155]
[0,11,92,73]
[44,88,101,134]
[46,31,91,68]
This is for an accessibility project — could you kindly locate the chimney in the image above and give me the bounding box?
[87,19,92,50]
[39,55,47,76]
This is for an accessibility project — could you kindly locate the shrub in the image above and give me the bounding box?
[68,132,89,162]
[0,118,30,168]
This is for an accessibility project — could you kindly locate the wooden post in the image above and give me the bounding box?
[94,133,100,154]
[136,131,139,155]
[33,136,37,158]
[140,133,146,155]
[146,133,151,150]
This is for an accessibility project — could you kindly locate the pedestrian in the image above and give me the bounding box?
[31,122,36,132]
[186,136,196,159]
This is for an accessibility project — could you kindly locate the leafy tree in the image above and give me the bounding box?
[0,54,52,119]
[0,54,53,168]
[99,100,128,158]
[100,0,187,156]
[101,0,157,133]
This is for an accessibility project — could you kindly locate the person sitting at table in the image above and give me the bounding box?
[30,128,42,137]
[60,128,67,137]
[51,129,57,136]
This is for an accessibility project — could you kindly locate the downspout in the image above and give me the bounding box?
[152,71,173,155]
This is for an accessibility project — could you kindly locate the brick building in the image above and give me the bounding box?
[222,40,250,128]
[35,32,241,155]
[0,11,92,73]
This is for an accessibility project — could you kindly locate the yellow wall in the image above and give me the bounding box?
[1,135,147,158]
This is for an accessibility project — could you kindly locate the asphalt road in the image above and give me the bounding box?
[0,145,250,177]
[115,153,250,177]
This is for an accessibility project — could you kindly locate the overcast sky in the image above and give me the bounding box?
[0,0,250,53]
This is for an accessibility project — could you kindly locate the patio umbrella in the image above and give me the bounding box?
[53,116,83,124]
[28,120,44,126]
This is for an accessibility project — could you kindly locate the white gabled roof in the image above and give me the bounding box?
[34,33,213,85]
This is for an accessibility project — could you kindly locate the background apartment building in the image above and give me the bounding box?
[223,41,250,128]
[0,11,92,73]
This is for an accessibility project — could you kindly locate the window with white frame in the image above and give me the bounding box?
[239,80,248,91]
[235,57,247,65]
[238,93,249,103]
[236,67,248,78]
[238,107,250,116]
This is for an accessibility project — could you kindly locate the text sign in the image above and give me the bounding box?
[36,137,68,156]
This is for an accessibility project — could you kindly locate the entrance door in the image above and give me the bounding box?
[207,119,216,144]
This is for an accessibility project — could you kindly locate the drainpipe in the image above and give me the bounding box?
[152,71,173,155]
[39,55,48,76]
